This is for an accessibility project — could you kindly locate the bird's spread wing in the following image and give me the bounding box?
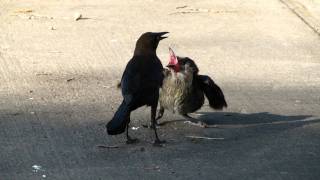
[197,75,227,109]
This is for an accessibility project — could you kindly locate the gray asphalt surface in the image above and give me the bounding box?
[0,0,320,179]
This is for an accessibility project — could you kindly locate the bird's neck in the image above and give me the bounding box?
[134,48,156,56]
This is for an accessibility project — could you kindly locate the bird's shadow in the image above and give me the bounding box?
[158,112,319,128]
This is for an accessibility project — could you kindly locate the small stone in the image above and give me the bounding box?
[131,127,139,130]
[73,13,82,21]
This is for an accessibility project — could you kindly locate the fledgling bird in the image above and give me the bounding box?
[157,48,227,127]
[106,32,168,145]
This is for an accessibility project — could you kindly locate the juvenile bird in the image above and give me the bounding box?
[106,32,168,145]
[157,48,227,127]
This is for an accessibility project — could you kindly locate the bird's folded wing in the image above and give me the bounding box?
[120,58,141,100]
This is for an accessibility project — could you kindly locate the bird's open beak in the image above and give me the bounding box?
[167,47,179,68]
[157,32,169,40]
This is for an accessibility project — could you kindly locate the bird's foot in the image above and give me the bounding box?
[153,139,166,147]
[126,138,139,144]
[185,120,208,128]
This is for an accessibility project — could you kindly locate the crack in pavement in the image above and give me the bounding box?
[279,0,320,37]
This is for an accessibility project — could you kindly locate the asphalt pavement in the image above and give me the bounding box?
[0,0,319,179]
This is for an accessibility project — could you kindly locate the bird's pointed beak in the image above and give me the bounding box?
[167,47,179,72]
[157,32,169,40]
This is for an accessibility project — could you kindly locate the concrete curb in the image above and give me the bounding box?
[279,0,320,36]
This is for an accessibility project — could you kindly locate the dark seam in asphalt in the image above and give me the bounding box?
[279,0,320,37]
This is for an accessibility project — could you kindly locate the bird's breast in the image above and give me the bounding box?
[159,70,194,113]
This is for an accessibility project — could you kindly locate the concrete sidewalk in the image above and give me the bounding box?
[0,0,320,179]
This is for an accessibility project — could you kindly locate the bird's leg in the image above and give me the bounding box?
[142,107,162,128]
[182,114,208,128]
[151,105,165,146]
[126,122,139,144]
[156,107,164,121]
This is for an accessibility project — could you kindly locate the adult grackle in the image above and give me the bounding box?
[106,32,168,145]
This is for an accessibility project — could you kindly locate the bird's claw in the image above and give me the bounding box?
[185,120,208,128]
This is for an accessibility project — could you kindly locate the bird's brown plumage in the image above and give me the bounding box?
[157,53,227,126]
[159,63,199,115]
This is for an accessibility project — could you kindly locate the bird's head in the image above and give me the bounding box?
[167,47,180,72]
[134,32,169,55]
[176,56,199,75]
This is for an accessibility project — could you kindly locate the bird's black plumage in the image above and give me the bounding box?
[106,32,168,144]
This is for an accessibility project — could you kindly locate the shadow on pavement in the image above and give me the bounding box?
[157,111,319,129]
[197,111,318,127]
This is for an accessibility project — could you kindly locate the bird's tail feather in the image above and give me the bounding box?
[197,75,227,110]
[106,100,130,135]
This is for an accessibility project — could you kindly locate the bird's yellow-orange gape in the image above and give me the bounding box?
[106,32,168,146]
[157,48,227,127]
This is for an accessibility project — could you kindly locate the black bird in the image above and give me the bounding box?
[106,32,168,145]
[157,48,227,127]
